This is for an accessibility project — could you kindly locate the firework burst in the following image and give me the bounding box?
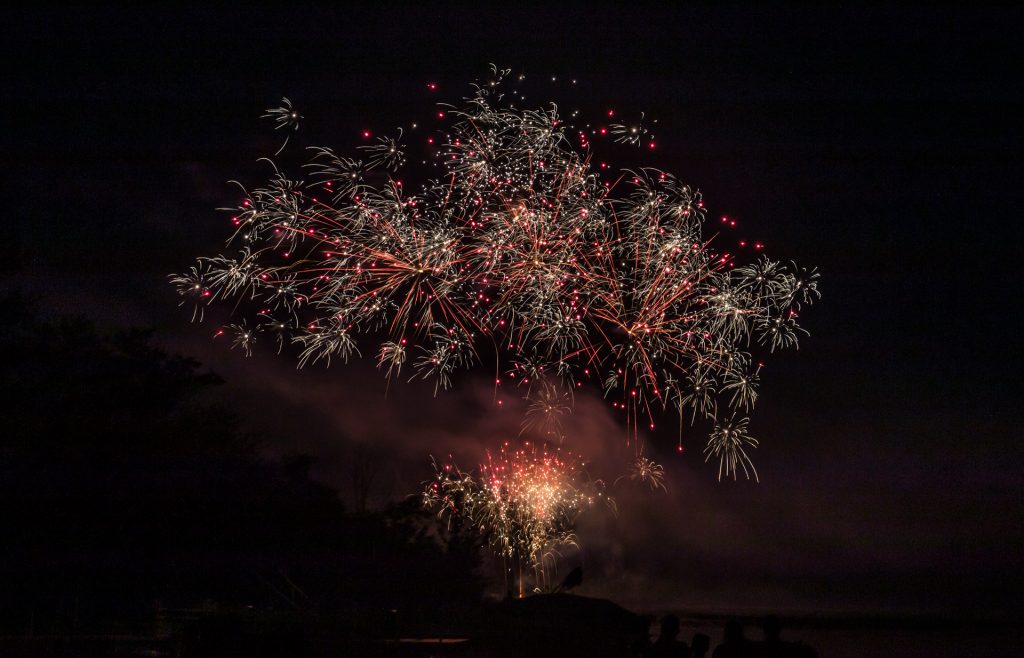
[262,97,302,155]
[423,440,610,592]
[616,455,667,492]
[174,68,819,480]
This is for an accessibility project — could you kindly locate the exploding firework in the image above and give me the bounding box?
[616,455,667,492]
[423,440,610,592]
[172,66,820,479]
[521,381,572,441]
[261,97,301,156]
[704,415,760,481]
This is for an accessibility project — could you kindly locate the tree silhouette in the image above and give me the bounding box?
[0,291,483,636]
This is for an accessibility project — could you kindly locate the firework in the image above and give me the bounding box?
[261,97,301,155]
[521,381,572,441]
[173,68,820,479]
[616,455,667,492]
[423,440,609,591]
[704,415,760,481]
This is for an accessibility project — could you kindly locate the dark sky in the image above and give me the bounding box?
[6,4,1022,618]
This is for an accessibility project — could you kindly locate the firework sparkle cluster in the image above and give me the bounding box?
[423,440,610,589]
[172,66,819,482]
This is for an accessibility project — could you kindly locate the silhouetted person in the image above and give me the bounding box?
[647,614,690,658]
[690,632,711,658]
[555,565,583,592]
[633,617,654,658]
[712,619,754,658]
[759,616,817,658]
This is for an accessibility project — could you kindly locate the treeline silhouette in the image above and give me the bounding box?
[0,292,482,639]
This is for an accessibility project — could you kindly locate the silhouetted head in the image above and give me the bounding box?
[763,615,782,641]
[723,618,745,643]
[691,632,711,655]
[659,614,681,641]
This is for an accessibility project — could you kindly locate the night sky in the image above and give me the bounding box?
[6,4,1022,619]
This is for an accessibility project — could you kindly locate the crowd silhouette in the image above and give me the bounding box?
[641,615,817,658]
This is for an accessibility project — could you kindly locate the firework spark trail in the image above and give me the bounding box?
[172,67,820,480]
